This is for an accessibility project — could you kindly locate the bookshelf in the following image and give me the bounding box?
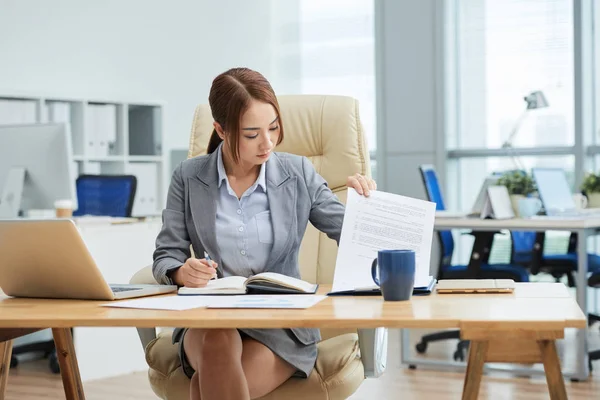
[0,93,165,217]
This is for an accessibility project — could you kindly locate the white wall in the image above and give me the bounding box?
[375,0,446,197]
[0,0,278,160]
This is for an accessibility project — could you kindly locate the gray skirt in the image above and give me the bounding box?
[173,328,317,379]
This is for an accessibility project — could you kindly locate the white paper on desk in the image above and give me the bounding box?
[206,295,326,309]
[331,189,436,293]
[102,295,209,311]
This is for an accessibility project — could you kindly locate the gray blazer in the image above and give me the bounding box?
[152,150,345,345]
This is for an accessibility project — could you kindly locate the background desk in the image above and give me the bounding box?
[406,215,599,381]
[0,283,586,400]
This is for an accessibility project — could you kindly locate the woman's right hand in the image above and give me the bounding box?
[172,258,218,287]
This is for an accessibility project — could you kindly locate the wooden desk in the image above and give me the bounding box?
[433,214,600,381]
[0,283,586,400]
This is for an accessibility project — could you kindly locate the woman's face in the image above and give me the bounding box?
[235,100,280,168]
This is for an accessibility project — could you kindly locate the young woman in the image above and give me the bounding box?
[153,67,376,400]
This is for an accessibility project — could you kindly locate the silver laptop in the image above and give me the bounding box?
[532,168,600,217]
[0,219,176,300]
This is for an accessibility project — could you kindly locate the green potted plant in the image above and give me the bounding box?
[581,172,600,208]
[496,171,536,215]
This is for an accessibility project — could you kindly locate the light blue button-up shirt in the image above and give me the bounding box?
[215,143,273,277]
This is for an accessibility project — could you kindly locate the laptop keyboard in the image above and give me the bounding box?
[110,286,142,293]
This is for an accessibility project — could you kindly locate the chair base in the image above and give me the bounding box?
[415,330,469,361]
[415,329,460,354]
[10,339,59,373]
[590,349,600,372]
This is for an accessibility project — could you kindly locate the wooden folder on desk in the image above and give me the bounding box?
[436,279,515,294]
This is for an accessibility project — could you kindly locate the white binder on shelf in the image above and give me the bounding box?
[48,102,71,124]
[85,105,96,158]
[126,162,159,217]
[0,99,37,124]
[83,162,101,175]
[86,104,117,158]
[96,104,117,157]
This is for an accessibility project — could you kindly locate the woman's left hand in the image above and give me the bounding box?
[346,173,377,197]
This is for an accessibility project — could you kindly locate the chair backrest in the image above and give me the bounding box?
[188,95,371,284]
[418,165,454,271]
[510,231,537,264]
[73,175,137,217]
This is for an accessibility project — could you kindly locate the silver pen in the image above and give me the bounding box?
[204,251,218,280]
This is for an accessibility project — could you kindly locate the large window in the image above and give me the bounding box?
[454,0,574,150]
[271,0,377,173]
[449,0,575,264]
[298,0,376,152]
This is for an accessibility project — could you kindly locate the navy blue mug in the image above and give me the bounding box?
[371,250,416,301]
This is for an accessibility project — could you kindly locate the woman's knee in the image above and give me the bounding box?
[184,328,242,365]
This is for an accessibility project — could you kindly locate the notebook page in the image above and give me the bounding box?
[250,272,317,293]
[179,276,247,294]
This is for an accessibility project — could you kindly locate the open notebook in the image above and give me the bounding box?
[178,272,319,295]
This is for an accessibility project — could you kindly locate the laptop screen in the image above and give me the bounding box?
[532,168,575,214]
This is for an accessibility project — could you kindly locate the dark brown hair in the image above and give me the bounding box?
[207,67,284,162]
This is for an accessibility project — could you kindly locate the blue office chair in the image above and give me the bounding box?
[415,165,530,361]
[536,232,600,286]
[73,175,137,217]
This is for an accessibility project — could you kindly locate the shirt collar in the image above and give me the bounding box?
[217,143,267,193]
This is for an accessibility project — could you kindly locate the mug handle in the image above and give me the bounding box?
[371,258,380,286]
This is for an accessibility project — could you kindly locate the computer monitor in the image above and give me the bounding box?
[0,123,77,217]
[531,168,576,214]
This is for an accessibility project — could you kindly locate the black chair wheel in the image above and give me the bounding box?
[10,355,18,368]
[49,352,60,374]
[453,349,465,362]
[408,364,417,370]
[415,342,427,354]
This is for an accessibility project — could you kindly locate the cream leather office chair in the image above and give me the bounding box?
[131,94,387,400]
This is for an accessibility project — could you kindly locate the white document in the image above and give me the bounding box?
[205,295,326,309]
[102,295,209,311]
[331,189,436,293]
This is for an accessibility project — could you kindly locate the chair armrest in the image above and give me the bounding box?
[136,327,158,351]
[130,265,159,350]
[357,328,387,378]
[130,265,159,285]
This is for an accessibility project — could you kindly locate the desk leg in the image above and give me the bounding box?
[575,229,590,381]
[52,328,85,400]
[539,340,568,400]
[0,340,12,400]
[462,341,488,400]
[461,330,567,399]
